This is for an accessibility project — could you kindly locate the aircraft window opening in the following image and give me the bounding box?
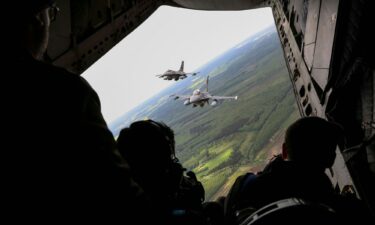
[299,86,305,97]
[283,38,288,46]
[307,83,311,92]
[302,96,309,107]
[293,69,300,81]
[305,104,312,116]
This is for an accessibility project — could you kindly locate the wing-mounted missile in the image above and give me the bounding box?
[184,99,190,105]
[170,95,179,100]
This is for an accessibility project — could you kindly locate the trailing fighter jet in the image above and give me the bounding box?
[170,76,238,107]
[156,61,199,81]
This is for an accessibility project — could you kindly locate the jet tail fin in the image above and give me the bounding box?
[179,61,184,72]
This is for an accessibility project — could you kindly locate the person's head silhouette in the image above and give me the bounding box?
[117,120,183,191]
[11,0,58,60]
[282,116,344,170]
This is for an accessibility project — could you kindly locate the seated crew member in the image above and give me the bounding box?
[117,120,206,225]
[224,116,370,224]
[4,1,148,223]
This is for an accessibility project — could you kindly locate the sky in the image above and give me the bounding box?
[82,6,274,123]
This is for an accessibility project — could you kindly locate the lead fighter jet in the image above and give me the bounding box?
[171,76,238,107]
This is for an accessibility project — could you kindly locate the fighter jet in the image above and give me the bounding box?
[156,61,199,81]
[170,76,238,107]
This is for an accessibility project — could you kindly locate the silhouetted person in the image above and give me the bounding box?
[224,116,369,224]
[4,1,147,222]
[117,120,206,225]
[203,199,226,225]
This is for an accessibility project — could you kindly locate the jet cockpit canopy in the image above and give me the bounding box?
[193,89,201,95]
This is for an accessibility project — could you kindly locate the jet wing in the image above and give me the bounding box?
[170,94,190,100]
[211,96,238,100]
[186,72,200,76]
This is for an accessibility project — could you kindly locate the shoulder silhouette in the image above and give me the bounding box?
[117,120,207,224]
[225,117,370,224]
[4,1,148,223]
